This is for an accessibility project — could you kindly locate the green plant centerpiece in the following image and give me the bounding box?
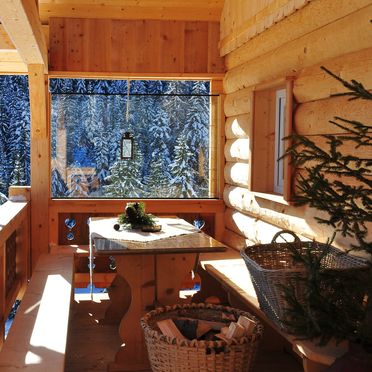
[118,202,159,231]
[282,67,372,357]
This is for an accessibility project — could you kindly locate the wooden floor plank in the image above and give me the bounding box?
[65,293,122,372]
[65,292,302,372]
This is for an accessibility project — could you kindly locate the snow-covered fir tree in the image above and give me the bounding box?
[145,156,172,198]
[170,134,198,198]
[0,76,30,198]
[104,144,145,197]
[51,168,68,197]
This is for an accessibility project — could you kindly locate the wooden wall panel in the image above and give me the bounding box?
[49,18,224,74]
[221,1,372,253]
[224,5,372,94]
[224,0,371,70]
[220,0,311,56]
[184,22,208,73]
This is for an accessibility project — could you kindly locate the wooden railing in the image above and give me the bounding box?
[0,186,30,349]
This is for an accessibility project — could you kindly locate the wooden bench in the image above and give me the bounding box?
[0,254,74,371]
[199,254,349,372]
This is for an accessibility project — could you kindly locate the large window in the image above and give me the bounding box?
[50,79,218,199]
[0,75,30,202]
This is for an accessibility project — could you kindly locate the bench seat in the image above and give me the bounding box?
[199,254,349,372]
[0,254,74,371]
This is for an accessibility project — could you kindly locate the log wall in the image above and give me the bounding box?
[221,0,372,251]
[49,18,224,74]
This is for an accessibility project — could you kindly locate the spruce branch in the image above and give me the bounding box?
[281,66,372,350]
[320,66,372,100]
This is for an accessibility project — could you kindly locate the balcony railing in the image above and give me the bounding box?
[0,186,30,349]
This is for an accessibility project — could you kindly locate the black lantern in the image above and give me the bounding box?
[121,132,134,159]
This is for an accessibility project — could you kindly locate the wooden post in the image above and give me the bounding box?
[28,64,49,270]
[211,80,225,240]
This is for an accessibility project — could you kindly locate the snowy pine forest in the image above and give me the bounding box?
[51,79,213,199]
[0,75,30,204]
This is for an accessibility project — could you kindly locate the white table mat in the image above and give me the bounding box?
[89,217,199,243]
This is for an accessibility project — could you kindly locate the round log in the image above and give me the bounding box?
[225,114,251,139]
[224,88,253,117]
[224,6,372,94]
[224,138,250,162]
[224,162,250,187]
[295,96,372,135]
[224,207,282,244]
[294,47,372,103]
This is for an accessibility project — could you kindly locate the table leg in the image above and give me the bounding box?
[107,253,197,371]
[156,253,196,305]
[108,255,154,371]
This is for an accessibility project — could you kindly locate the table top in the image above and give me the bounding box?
[89,217,227,255]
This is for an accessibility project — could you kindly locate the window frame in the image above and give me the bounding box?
[48,75,223,200]
[274,88,286,194]
[251,77,294,202]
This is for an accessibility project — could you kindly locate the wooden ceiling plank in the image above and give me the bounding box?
[0,0,48,71]
[38,3,223,23]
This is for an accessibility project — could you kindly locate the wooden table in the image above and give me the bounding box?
[89,217,226,371]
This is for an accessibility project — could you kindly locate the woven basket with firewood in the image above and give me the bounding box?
[140,303,263,372]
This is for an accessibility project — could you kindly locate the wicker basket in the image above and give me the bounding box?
[241,230,369,329]
[140,303,263,372]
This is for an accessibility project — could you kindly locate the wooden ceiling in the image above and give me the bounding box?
[38,0,224,24]
[0,0,224,73]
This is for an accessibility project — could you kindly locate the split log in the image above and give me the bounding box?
[295,96,372,135]
[223,228,253,251]
[237,315,256,336]
[225,0,371,69]
[224,88,253,117]
[224,207,282,244]
[224,5,372,94]
[224,161,250,188]
[225,114,251,139]
[157,319,186,340]
[224,138,250,162]
[225,322,245,339]
[223,185,318,239]
[294,47,372,102]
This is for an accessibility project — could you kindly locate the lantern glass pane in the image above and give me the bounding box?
[121,138,132,159]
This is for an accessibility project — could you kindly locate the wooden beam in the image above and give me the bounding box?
[0,62,27,73]
[0,0,48,71]
[38,0,224,23]
[28,64,49,270]
[0,24,15,49]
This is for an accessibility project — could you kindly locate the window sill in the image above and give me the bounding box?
[252,191,291,206]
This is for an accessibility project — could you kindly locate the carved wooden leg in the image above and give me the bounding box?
[108,255,154,371]
[103,274,131,325]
